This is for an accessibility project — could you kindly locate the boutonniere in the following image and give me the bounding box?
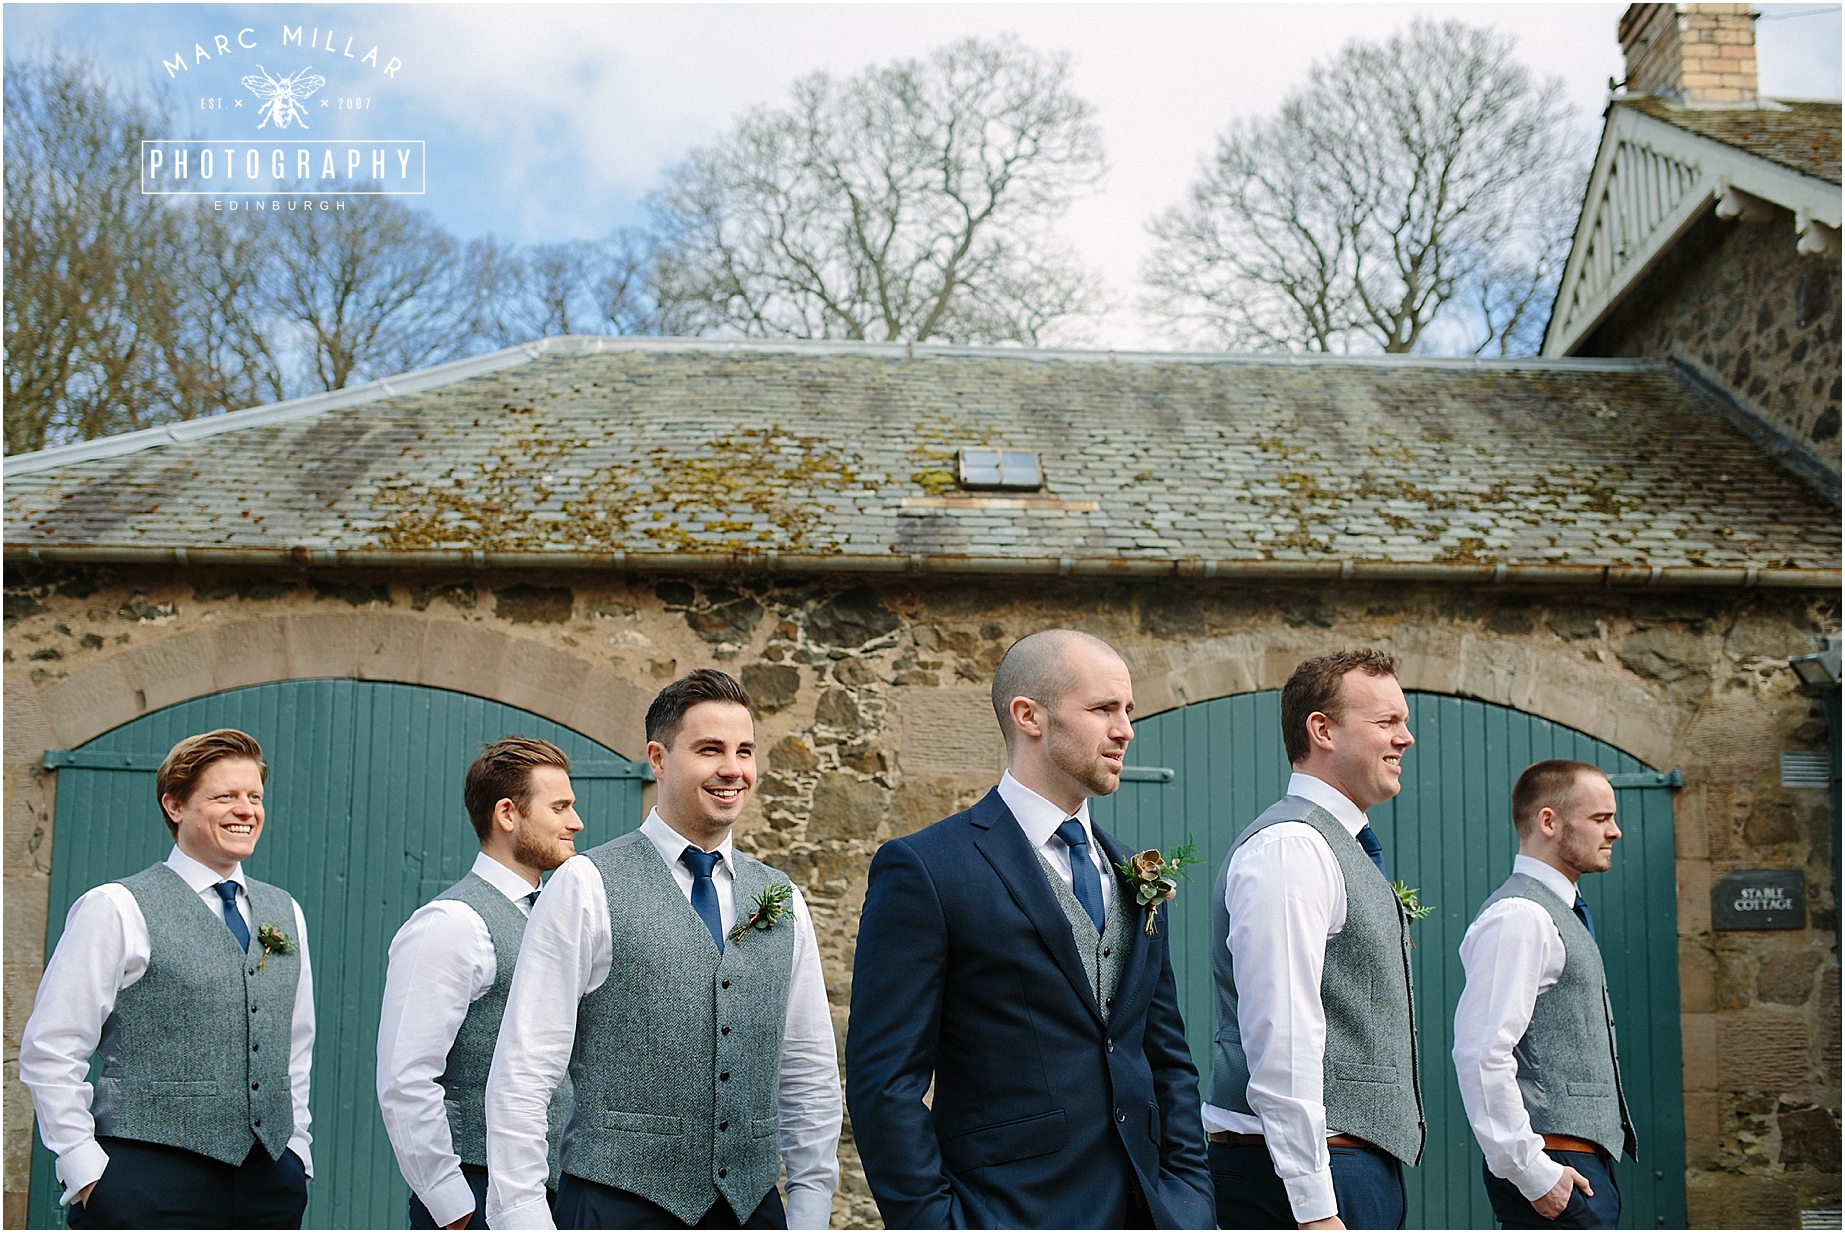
[1116,836,1201,936]
[255,922,295,972]
[728,882,793,944]
[1391,881,1435,923]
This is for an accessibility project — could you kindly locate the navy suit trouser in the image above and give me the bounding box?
[1483,1150,1621,1229]
[552,1175,786,1230]
[67,1136,308,1229]
[1211,1140,1405,1229]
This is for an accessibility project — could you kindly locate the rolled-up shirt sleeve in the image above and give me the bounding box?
[777,887,841,1229]
[287,897,316,1177]
[1453,897,1567,1201]
[1224,827,1345,1225]
[17,885,145,1204]
[485,856,608,1230]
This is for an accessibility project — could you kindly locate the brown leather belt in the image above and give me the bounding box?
[1209,1131,1377,1151]
[1542,1134,1603,1155]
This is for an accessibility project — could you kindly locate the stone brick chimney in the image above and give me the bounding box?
[1619,3,1759,105]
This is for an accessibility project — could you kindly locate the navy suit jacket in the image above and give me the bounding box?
[845,789,1214,1229]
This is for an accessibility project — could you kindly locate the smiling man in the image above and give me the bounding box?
[1208,649,1425,1230]
[19,729,315,1229]
[1452,761,1636,1229]
[847,629,1213,1229]
[377,736,584,1230]
[484,669,840,1230]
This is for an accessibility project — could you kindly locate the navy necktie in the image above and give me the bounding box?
[213,881,251,950]
[680,847,725,954]
[1055,819,1108,932]
[523,889,540,911]
[1573,892,1596,941]
[1356,825,1389,881]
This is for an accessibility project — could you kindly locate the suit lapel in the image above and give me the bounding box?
[1093,826,1161,1016]
[968,789,1106,1025]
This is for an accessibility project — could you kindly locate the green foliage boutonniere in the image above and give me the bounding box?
[728,882,793,945]
[255,922,295,972]
[1391,881,1435,923]
[1116,835,1202,936]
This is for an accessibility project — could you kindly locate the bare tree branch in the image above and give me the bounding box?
[1142,19,1589,356]
[648,34,1106,346]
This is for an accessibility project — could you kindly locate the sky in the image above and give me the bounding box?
[5,1,1841,350]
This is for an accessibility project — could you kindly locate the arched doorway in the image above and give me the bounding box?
[1092,690,1686,1230]
[27,679,650,1229]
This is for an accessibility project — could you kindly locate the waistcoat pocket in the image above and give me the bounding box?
[603,1111,684,1136]
[1566,1082,1615,1098]
[751,1118,778,1139]
[149,1081,218,1096]
[1331,1061,1400,1085]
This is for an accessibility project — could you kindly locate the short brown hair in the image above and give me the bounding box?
[1281,649,1400,764]
[645,668,752,748]
[1512,760,1605,839]
[156,730,268,836]
[463,736,571,843]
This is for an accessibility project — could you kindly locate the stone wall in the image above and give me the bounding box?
[1586,205,1843,476]
[3,564,1837,1227]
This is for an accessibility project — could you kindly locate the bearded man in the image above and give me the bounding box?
[846,629,1213,1229]
[377,736,585,1229]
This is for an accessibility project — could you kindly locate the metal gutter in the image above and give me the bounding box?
[7,544,1835,588]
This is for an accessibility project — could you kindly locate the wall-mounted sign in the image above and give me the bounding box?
[1711,870,1807,931]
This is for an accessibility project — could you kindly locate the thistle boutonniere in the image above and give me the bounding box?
[1391,881,1435,923]
[728,882,793,945]
[1116,836,1202,937]
[255,922,295,972]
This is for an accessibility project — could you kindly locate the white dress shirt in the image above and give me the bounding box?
[377,852,538,1226]
[997,770,1116,914]
[1203,772,1370,1225]
[484,811,841,1230]
[18,846,316,1204]
[1452,854,1576,1201]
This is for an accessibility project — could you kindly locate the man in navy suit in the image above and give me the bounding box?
[846,629,1213,1229]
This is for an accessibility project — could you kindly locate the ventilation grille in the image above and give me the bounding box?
[1800,1209,1841,1230]
[1781,752,1832,788]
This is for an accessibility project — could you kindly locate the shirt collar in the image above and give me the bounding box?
[1287,772,1372,837]
[642,808,735,876]
[1514,853,1580,903]
[471,851,541,902]
[166,845,244,893]
[998,770,1093,850]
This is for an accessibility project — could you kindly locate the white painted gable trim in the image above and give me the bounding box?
[1543,103,1842,358]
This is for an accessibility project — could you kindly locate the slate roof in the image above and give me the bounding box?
[1620,97,1843,185]
[3,339,1839,577]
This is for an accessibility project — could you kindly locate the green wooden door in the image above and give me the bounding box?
[1093,690,1687,1230]
[27,679,648,1230]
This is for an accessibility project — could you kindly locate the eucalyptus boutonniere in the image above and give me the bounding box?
[1391,881,1434,923]
[1116,836,1201,936]
[728,882,793,945]
[255,922,296,972]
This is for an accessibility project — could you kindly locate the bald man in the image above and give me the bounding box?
[846,630,1212,1229]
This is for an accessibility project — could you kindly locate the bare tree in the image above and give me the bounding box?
[1143,20,1588,355]
[648,34,1106,345]
[480,229,667,345]
[263,195,497,392]
[5,51,176,452]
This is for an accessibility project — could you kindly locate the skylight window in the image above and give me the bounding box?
[958,448,1042,490]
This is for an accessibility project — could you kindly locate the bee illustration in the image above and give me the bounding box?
[241,65,327,130]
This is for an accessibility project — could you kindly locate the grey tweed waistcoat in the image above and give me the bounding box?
[1033,850,1132,1021]
[1210,797,1426,1166]
[560,833,796,1225]
[94,863,298,1165]
[433,872,573,1187]
[1478,872,1638,1160]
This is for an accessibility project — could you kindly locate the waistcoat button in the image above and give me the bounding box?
[721,1026,730,1035]
[1115,1108,1125,1122]
[718,1168,727,1179]
[1102,947,1111,957]
[720,1121,729,1131]
[719,1071,730,1081]
[250,1005,258,1014]
[721,980,731,989]
[252,1082,259,1091]
[251,1043,259,1052]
